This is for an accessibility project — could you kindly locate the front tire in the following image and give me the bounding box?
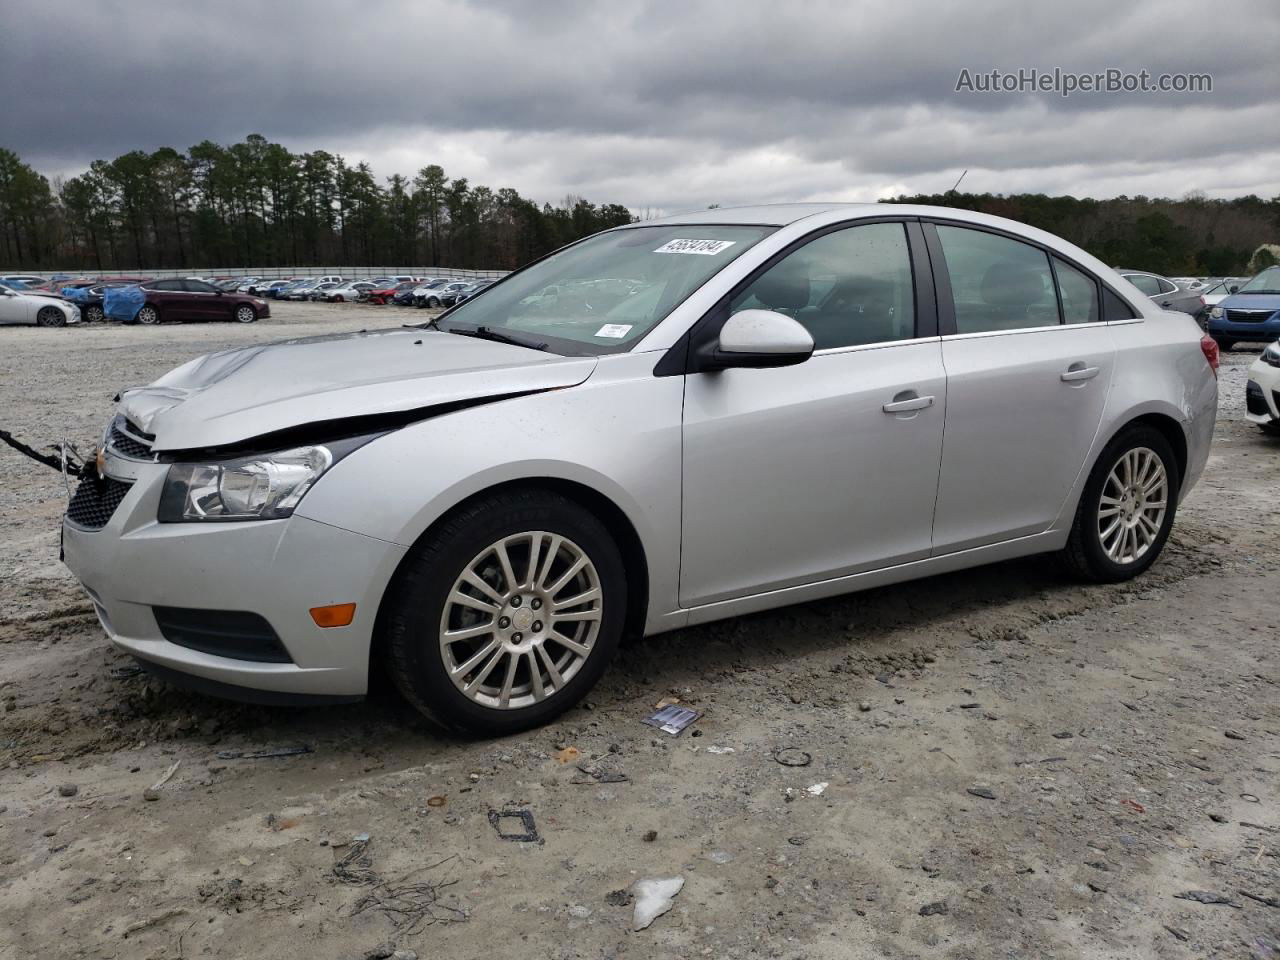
[85,304,105,323]
[382,489,626,735]
[135,304,160,325]
[234,304,257,323]
[426,297,440,308]
[35,306,67,327]
[1062,425,1179,582]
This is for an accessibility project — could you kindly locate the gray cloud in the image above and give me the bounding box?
[3,0,1277,212]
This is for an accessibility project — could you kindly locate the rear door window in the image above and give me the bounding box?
[935,225,1060,333]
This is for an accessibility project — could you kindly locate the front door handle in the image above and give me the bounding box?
[1061,363,1100,383]
[882,391,935,414]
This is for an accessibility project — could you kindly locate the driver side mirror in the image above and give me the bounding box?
[695,309,815,371]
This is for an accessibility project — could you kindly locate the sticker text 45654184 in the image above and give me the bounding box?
[653,238,737,256]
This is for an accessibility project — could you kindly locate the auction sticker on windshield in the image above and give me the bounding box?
[594,323,633,339]
[654,238,737,255]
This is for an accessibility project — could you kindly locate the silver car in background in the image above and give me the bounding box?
[1117,269,1204,317]
[62,204,1218,734]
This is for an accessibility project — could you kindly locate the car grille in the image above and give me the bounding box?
[66,477,132,530]
[108,417,155,460]
[1226,309,1276,324]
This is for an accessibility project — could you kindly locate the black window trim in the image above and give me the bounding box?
[656,215,939,377]
[920,218,1141,337]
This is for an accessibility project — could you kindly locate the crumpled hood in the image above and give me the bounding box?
[119,327,597,451]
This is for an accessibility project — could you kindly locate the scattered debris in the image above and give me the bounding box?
[858,701,871,712]
[487,808,540,843]
[806,782,829,797]
[426,795,447,807]
[571,761,628,784]
[1051,731,1074,739]
[122,908,186,937]
[1121,798,1146,814]
[919,901,949,916]
[334,835,378,885]
[605,888,633,907]
[967,786,996,800]
[706,850,734,864]
[773,747,812,767]
[632,876,684,931]
[1224,730,1246,741]
[57,783,78,797]
[554,746,581,764]
[705,745,735,755]
[216,745,312,760]
[265,813,301,831]
[349,854,467,934]
[642,830,657,842]
[1241,793,1260,803]
[1209,812,1228,824]
[642,705,700,736]
[1239,890,1280,909]
[1174,890,1241,908]
[1163,925,1190,942]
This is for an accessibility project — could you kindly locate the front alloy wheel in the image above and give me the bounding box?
[440,532,603,710]
[35,306,66,327]
[235,304,257,323]
[383,489,626,734]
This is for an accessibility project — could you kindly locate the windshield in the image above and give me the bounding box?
[1238,267,1280,294]
[433,224,776,355]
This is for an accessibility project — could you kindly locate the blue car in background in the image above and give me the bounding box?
[1207,266,1280,350]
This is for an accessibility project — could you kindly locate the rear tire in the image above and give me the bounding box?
[1062,425,1179,583]
[1260,422,1280,437]
[135,304,160,325]
[35,306,67,327]
[382,489,626,735]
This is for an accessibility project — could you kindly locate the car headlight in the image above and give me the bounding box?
[1263,342,1280,368]
[158,435,376,522]
[1209,306,1223,319]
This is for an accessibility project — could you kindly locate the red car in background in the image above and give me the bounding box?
[132,278,270,324]
[366,280,418,305]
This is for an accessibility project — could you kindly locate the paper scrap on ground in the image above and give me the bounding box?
[632,876,685,930]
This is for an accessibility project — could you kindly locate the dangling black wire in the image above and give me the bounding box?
[0,430,84,477]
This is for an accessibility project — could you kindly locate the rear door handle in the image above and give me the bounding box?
[1060,364,1100,383]
[882,391,934,413]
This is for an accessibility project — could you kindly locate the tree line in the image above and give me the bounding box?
[0,135,634,271]
[883,190,1280,276]
[2,135,1277,275]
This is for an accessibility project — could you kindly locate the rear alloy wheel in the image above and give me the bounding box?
[234,304,257,323]
[85,304,105,323]
[1063,425,1178,582]
[383,489,626,734]
[135,304,160,325]
[35,306,66,327]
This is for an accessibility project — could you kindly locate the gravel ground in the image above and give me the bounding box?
[0,307,1277,959]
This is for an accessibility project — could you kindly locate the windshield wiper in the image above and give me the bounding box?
[445,325,549,351]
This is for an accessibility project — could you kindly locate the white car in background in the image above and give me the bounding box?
[0,281,81,326]
[1245,341,1280,435]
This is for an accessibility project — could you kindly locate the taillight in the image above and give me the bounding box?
[1200,334,1219,377]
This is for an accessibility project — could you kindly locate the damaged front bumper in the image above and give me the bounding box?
[61,454,406,701]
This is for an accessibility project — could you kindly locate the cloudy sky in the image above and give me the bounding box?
[4,0,1278,214]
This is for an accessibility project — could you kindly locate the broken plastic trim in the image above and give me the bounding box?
[152,389,545,462]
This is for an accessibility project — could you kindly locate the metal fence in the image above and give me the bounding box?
[3,265,510,282]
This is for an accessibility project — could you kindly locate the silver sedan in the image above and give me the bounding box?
[62,204,1217,734]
